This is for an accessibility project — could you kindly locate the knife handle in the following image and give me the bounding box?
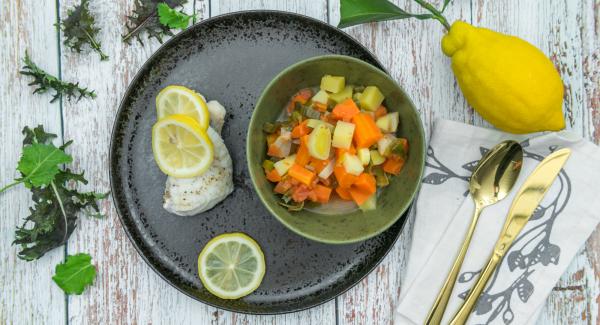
[448,252,502,325]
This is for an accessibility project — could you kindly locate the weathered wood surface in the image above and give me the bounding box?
[0,1,66,324]
[0,0,598,324]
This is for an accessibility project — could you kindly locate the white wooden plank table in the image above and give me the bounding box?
[1,0,598,324]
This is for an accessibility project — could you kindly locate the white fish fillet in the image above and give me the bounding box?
[163,100,233,216]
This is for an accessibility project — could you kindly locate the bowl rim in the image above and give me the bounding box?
[247,54,426,244]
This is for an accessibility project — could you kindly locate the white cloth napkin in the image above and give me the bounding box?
[395,119,600,325]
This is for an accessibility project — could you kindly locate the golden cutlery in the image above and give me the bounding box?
[449,148,571,325]
[425,141,523,325]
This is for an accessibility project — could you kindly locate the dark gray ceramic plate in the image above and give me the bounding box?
[110,10,410,314]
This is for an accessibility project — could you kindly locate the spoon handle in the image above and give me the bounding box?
[448,253,501,325]
[425,202,483,325]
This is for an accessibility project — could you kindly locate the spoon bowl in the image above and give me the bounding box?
[425,140,523,324]
[470,141,524,206]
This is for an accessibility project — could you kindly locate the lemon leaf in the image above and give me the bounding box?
[338,0,450,30]
[338,0,433,28]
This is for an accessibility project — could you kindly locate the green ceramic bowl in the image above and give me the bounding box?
[247,55,425,244]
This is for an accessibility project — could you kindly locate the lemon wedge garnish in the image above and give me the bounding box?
[198,233,266,300]
[152,114,213,178]
[156,85,210,130]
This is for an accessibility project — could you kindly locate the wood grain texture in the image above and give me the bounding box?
[1,0,598,324]
[60,1,216,324]
[329,1,472,323]
[0,1,66,324]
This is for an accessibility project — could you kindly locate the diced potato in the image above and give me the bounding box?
[318,159,336,179]
[332,121,355,149]
[359,86,385,111]
[343,154,364,176]
[329,85,353,103]
[377,134,397,157]
[306,119,335,132]
[273,154,296,176]
[357,148,370,166]
[320,75,345,93]
[359,193,377,211]
[370,150,386,166]
[307,124,332,160]
[375,112,399,133]
[311,90,329,104]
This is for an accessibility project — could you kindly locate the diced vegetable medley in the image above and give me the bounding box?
[262,75,409,212]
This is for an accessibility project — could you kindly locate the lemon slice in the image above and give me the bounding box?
[156,85,210,130]
[152,114,213,178]
[198,233,266,299]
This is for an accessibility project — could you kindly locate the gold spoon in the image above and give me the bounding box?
[425,140,523,325]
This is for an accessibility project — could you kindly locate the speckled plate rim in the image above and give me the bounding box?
[109,10,413,315]
[248,54,426,244]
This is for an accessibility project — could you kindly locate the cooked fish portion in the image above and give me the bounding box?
[163,101,233,216]
[207,100,226,133]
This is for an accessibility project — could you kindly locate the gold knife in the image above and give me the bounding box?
[448,148,571,325]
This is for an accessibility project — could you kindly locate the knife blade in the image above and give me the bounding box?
[448,148,571,325]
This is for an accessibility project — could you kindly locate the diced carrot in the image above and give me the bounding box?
[266,168,282,183]
[286,89,313,113]
[295,136,311,166]
[383,155,406,175]
[395,138,409,158]
[292,184,312,202]
[349,187,372,206]
[331,99,360,121]
[266,133,278,146]
[313,102,328,112]
[291,120,310,138]
[267,135,291,158]
[335,146,356,162]
[353,173,376,194]
[274,179,293,194]
[313,185,332,203]
[352,113,383,148]
[293,88,313,105]
[267,143,282,157]
[309,158,329,174]
[321,112,338,125]
[374,105,388,119]
[335,186,353,201]
[334,166,357,189]
[288,164,316,186]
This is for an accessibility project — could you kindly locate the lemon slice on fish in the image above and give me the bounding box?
[156,85,210,130]
[152,114,213,178]
[198,233,266,299]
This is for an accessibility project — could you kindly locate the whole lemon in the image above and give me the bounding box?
[442,21,565,133]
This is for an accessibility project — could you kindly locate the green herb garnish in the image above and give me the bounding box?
[262,160,275,172]
[262,122,279,134]
[338,0,451,30]
[20,52,96,103]
[157,2,195,29]
[57,0,108,61]
[279,197,305,211]
[122,0,188,44]
[2,126,108,261]
[52,253,97,295]
[372,166,390,187]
